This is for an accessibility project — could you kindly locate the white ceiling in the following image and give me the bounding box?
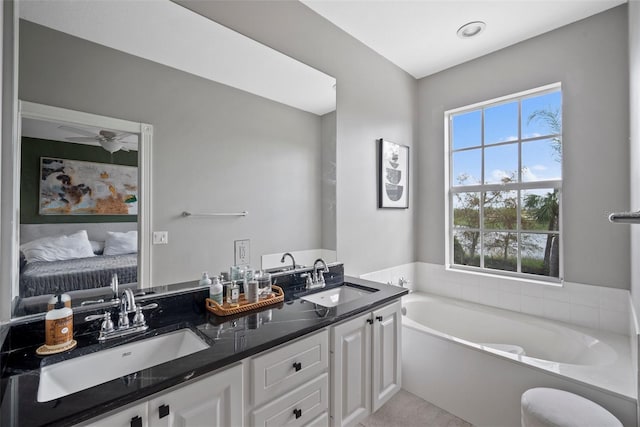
[19,0,336,115]
[302,0,626,79]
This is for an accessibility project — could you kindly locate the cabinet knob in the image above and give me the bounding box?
[366,318,373,325]
[293,408,302,419]
[376,316,383,322]
[130,416,143,427]
[159,404,170,419]
[292,361,302,372]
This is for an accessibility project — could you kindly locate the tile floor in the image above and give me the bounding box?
[359,389,473,427]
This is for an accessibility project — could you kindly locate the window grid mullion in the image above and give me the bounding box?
[451,133,562,154]
[480,108,485,269]
[517,100,522,273]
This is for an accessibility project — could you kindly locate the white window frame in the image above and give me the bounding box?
[444,83,563,284]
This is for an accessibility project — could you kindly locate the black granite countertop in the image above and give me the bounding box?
[0,270,407,427]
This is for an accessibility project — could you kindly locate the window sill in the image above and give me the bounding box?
[445,264,563,287]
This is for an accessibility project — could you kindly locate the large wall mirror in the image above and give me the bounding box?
[5,0,337,320]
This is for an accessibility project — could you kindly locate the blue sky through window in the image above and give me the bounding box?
[451,90,561,186]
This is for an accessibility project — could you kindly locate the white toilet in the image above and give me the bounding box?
[521,388,622,427]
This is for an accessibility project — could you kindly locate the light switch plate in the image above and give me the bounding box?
[234,239,250,266]
[153,231,169,245]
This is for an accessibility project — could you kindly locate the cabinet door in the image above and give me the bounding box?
[83,402,148,427]
[148,364,243,427]
[371,301,402,412]
[330,312,371,427]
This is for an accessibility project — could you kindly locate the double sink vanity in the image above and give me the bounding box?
[0,263,407,426]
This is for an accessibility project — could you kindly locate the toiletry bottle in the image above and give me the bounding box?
[210,275,224,305]
[227,280,240,307]
[199,272,212,288]
[45,293,74,348]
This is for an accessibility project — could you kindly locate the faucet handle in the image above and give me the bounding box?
[317,271,326,286]
[301,273,314,289]
[101,313,115,333]
[133,305,146,327]
[118,309,130,329]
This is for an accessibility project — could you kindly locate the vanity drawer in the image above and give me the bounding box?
[251,373,328,427]
[251,329,328,406]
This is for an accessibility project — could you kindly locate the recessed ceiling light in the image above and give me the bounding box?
[457,21,486,39]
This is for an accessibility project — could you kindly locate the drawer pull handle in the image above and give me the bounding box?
[130,416,143,427]
[293,408,302,419]
[159,404,170,419]
[366,318,373,325]
[293,362,302,372]
[376,316,383,322]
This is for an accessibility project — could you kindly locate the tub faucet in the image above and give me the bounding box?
[280,252,296,271]
[398,276,412,293]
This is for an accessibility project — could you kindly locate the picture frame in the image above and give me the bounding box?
[378,139,409,209]
[39,157,138,215]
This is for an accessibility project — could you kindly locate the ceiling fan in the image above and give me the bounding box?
[59,125,136,153]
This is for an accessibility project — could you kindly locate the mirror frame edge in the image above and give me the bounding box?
[1,0,19,323]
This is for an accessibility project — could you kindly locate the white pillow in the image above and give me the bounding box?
[20,230,95,263]
[103,231,138,255]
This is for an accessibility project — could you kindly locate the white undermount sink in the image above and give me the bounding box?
[300,285,374,307]
[37,328,209,402]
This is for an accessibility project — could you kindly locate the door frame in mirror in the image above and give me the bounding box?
[6,101,153,318]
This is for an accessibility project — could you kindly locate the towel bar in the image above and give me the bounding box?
[608,211,640,224]
[182,211,248,217]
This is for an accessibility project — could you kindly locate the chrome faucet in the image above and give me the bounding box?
[110,273,119,300]
[119,289,136,328]
[280,252,297,271]
[304,258,329,290]
[85,289,158,342]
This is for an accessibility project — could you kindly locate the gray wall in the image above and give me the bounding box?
[176,1,418,277]
[630,1,640,309]
[321,111,337,251]
[417,6,630,289]
[19,21,325,285]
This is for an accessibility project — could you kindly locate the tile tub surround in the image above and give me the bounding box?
[0,267,407,426]
[361,262,631,335]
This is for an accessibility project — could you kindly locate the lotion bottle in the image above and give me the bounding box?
[210,275,224,305]
[199,272,212,287]
[45,293,74,348]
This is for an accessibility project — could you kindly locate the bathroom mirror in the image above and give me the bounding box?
[6,0,337,319]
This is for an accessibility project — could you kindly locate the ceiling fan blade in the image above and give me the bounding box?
[58,125,98,137]
[66,137,99,143]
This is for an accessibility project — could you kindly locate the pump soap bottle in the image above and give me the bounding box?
[36,293,77,355]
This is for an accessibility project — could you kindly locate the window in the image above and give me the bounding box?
[446,84,562,282]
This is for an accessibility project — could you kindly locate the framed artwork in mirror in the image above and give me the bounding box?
[378,139,409,209]
[39,157,138,215]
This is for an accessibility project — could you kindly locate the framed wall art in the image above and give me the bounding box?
[378,139,409,209]
[39,157,138,215]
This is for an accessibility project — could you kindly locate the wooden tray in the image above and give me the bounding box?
[206,285,284,316]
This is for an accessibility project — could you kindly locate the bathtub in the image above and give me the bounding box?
[401,292,637,427]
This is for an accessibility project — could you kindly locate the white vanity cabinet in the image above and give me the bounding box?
[81,364,242,427]
[329,301,402,427]
[77,299,402,427]
[247,330,330,427]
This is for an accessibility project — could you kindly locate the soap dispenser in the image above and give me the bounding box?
[37,293,77,355]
